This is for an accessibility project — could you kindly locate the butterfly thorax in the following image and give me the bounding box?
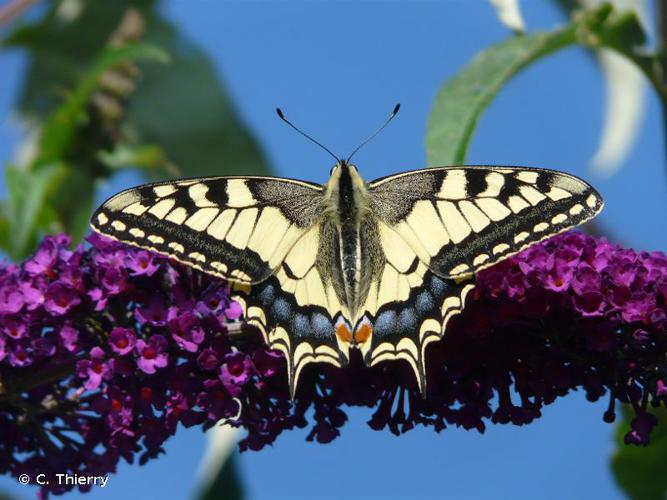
[322,162,376,326]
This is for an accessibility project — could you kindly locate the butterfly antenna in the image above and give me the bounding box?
[346,103,400,163]
[276,108,340,163]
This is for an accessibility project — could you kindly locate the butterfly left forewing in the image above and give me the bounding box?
[91,176,323,284]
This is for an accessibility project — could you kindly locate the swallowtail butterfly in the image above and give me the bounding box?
[91,111,603,397]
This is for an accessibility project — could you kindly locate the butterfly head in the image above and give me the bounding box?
[326,160,365,192]
[328,160,359,176]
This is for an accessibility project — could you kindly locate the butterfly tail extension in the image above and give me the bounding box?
[232,278,350,399]
[359,274,476,397]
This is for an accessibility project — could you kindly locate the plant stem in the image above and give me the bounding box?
[658,0,667,76]
[658,0,667,171]
[0,0,38,28]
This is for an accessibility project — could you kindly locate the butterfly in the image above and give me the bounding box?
[91,157,603,397]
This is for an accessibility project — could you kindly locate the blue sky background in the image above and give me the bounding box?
[0,0,665,498]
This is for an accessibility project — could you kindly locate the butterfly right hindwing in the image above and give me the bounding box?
[352,165,603,392]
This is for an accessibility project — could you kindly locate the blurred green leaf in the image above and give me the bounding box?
[8,0,269,179]
[195,425,243,500]
[0,489,22,500]
[0,206,11,253]
[5,1,132,116]
[612,407,667,500]
[3,0,270,259]
[34,42,168,169]
[58,167,95,244]
[5,163,65,259]
[125,12,267,178]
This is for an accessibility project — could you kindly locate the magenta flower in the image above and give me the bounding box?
[44,283,80,315]
[167,309,205,352]
[23,236,59,276]
[2,317,26,339]
[197,347,221,371]
[220,352,254,392]
[224,301,243,321]
[624,412,658,445]
[77,347,114,390]
[59,324,79,352]
[19,281,44,310]
[135,335,169,374]
[109,327,137,355]
[0,287,23,314]
[135,300,168,326]
[127,250,159,276]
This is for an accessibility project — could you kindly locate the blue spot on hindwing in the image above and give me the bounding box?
[257,284,275,306]
[311,313,333,339]
[291,313,311,339]
[397,308,417,334]
[374,310,397,339]
[272,298,291,322]
[430,275,446,297]
[415,291,435,314]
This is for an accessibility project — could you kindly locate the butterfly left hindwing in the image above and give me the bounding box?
[91,175,350,396]
[231,220,351,395]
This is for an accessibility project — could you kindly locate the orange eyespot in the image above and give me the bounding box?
[354,324,372,344]
[336,323,353,343]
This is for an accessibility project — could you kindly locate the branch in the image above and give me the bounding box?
[0,0,39,29]
[656,0,667,184]
[658,0,667,80]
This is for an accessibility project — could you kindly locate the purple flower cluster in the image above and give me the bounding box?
[0,234,272,496]
[1,231,666,496]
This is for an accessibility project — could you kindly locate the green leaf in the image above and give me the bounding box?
[0,206,11,253]
[195,425,244,500]
[5,163,66,259]
[35,42,169,168]
[612,407,667,500]
[425,3,647,166]
[425,28,577,166]
[8,0,269,179]
[5,0,158,118]
[4,0,270,254]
